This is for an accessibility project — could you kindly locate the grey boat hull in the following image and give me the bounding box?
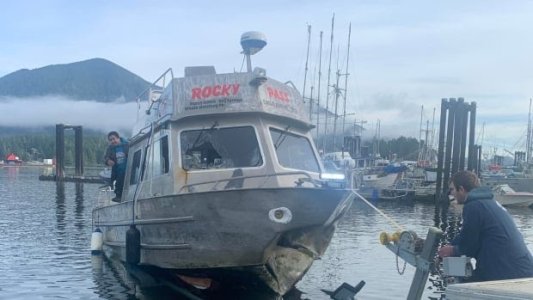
[93,187,353,294]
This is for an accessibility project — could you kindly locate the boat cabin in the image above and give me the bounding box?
[122,66,325,201]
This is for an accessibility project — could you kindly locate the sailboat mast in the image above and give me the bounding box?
[341,23,352,146]
[303,25,312,120]
[322,13,335,152]
[332,65,340,151]
[417,105,424,161]
[431,107,436,161]
[316,31,323,142]
[424,120,430,161]
[377,119,381,155]
[479,122,485,152]
[526,98,531,166]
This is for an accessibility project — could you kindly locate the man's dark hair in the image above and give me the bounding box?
[108,131,120,139]
[451,170,480,192]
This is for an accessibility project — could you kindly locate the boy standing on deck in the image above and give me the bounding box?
[104,131,128,202]
[438,170,533,282]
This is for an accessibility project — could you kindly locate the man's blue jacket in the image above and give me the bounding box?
[452,186,533,281]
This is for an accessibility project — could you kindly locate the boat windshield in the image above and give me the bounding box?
[181,126,263,170]
[269,128,320,173]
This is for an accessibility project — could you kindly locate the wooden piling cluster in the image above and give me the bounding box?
[39,124,103,183]
[435,98,481,203]
[55,123,84,179]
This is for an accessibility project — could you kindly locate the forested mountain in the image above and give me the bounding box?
[0,58,150,102]
[0,58,152,165]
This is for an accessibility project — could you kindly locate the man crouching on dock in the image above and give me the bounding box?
[438,170,533,282]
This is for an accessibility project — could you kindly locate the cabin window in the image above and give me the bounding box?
[270,128,320,173]
[146,135,170,178]
[181,126,262,170]
[129,149,143,184]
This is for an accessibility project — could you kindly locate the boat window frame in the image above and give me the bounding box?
[178,124,264,171]
[129,148,144,185]
[144,134,170,179]
[268,126,320,173]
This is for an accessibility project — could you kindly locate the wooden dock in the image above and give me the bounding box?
[39,175,105,184]
[446,278,533,299]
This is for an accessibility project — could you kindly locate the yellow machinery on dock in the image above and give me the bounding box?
[379,227,443,300]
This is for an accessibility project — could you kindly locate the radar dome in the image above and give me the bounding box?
[240,31,267,55]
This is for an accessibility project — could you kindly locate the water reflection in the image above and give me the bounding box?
[91,255,140,299]
[6,165,20,180]
[55,181,66,234]
[434,202,462,245]
[75,182,86,231]
[90,254,294,300]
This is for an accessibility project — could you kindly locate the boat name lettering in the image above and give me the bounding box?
[191,84,240,100]
[190,99,217,105]
[262,99,297,113]
[266,86,290,103]
[184,98,243,111]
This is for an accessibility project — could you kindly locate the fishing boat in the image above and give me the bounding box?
[353,164,407,200]
[493,184,533,208]
[92,32,354,296]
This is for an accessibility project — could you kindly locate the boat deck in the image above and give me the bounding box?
[445,278,533,299]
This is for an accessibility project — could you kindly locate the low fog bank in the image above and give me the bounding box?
[0,96,139,136]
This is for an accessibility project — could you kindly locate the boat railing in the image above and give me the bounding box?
[178,170,321,193]
[131,68,175,140]
[137,68,174,108]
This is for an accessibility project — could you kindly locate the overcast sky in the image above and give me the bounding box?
[1,1,532,156]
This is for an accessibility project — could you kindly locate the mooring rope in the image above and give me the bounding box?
[350,188,404,231]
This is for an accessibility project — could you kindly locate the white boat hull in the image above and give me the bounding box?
[93,187,354,294]
[494,194,533,208]
[493,184,533,208]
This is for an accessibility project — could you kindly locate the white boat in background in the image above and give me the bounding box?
[493,184,533,208]
[361,172,399,190]
[353,165,409,200]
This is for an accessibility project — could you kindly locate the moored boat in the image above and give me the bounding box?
[493,184,533,208]
[92,32,354,296]
[5,153,22,165]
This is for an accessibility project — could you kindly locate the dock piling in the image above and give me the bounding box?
[435,98,479,203]
[54,123,85,181]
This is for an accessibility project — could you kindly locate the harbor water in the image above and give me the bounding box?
[2,166,533,299]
